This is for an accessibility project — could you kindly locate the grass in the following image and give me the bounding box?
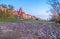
[0,18,41,23]
[0,18,20,22]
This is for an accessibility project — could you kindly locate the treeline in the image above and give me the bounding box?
[0,4,17,18]
[0,4,14,9]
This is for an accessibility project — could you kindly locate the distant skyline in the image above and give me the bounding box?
[0,0,51,20]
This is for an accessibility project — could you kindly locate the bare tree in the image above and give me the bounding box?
[48,0,60,23]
